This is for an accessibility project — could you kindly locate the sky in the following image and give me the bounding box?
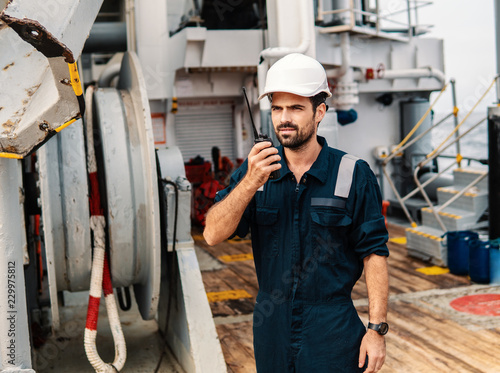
[418,0,497,114]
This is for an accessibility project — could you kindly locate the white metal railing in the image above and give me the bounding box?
[317,0,433,40]
[381,77,496,230]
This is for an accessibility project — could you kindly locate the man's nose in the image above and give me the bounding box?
[280,109,291,124]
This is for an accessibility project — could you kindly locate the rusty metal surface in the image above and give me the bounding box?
[0,0,103,158]
[0,0,103,62]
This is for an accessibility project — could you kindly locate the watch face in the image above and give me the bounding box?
[379,322,389,335]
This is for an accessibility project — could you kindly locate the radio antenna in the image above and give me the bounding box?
[242,87,259,139]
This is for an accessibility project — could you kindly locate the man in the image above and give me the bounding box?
[204,53,389,373]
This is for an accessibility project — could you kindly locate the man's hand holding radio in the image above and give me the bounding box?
[245,141,281,190]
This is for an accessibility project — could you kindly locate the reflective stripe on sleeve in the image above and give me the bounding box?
[334,154,359,198]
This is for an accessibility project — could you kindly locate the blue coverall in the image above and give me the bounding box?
[215,136,389,372]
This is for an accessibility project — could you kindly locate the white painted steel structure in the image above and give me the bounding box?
[0,159,35,372]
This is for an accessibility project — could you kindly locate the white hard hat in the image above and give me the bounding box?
[258,53,332,101]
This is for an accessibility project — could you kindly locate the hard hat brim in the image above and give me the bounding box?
[258,88,332,101]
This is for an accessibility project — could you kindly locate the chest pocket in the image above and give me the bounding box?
[255,207,279,257]
[310,207,352,250]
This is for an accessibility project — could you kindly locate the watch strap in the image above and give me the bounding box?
[367,322,389,335]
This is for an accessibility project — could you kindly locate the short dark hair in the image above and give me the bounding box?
[267,92,329,113]
[309,92,329,113]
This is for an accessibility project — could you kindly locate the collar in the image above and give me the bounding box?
[272,136,329,184]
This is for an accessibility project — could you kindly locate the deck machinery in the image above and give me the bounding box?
[2,0,489,372]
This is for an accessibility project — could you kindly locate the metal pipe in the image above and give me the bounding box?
[98,63,121,88]
[260,0,312,59]
[379,67,446,85]
[83,22,127,53]
[450,79,461,166]
[406,0,412,39]
[338,32,351,79]
[0,159,35,372]
[125,0,137,52]
[317,0,325,22]
[259,0,313,114]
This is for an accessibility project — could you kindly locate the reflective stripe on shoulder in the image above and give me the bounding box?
[334,154,360,198]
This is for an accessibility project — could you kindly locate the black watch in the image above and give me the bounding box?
[367,322,389,335]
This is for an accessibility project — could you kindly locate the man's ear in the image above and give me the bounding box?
[315,102,327,124]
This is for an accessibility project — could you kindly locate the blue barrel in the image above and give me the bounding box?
[446,231,478,276]
[469,239,491,284]
[489,240,500,284]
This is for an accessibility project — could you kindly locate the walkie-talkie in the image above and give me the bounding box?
[242,87,280,180]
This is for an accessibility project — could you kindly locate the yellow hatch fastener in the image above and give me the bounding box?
[453,106,459,117]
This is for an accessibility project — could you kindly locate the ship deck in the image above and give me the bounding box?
[193,223,500,373]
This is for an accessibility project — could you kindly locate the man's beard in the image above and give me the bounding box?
[275,120,316,150]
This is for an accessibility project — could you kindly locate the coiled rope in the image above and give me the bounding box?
[83,85,127,372]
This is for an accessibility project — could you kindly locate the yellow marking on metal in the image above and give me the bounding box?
[0,152,23,159]
[456,153,463,165]
[453,106,459,117]
[437,187,477,197]
[218,253,254,262]
[416,266,450,275]
[206,289,252,303]
[227,238,252,244]
[406,228,444,242]
[455,168,487,175]
[389,237,407,245]
[68,62,83,96]
[55,118,77,133]
[191,234,204,241]
[423,209,462,219]
[411,222,417,228]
